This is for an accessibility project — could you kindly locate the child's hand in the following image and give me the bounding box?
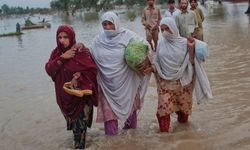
[145,24,151,30]
[151,25,159,31]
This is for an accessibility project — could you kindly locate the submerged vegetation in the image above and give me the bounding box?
[49,0,166,15]
[0,4,52,15]
[0,32,23,37]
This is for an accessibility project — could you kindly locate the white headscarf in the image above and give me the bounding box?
[90,11,150,120]
[154,17,193,86]
[154,17,212,104]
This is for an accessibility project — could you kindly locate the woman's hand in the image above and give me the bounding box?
[61,48,77,59]
[142,66,154,75]
[71,72,81,89]
[187,38,195,65]
[137,57,151,74]
[72,43,84,51]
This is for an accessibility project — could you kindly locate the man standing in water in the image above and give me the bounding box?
[142,0,161,51]
[16,22,21,33]
[175,0,198,39]
[190,0,205,41]
[164,0,181,19]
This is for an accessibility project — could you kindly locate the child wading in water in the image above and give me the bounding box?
[142,0,162,51]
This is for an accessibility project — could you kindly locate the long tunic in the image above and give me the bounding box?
[192,7,205,41]
[141,6,162,30]
[155,74,194,117]
[141,6,162,40]
[175,10,198,38]
[164,8,181,19]
[45,48,98,121]
[91,12,151,121]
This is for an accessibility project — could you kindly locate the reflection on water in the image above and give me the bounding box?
[61,14,74,24]
[0,2,250,150]
[16,35,23,48]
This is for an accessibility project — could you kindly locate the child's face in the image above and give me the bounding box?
[147,0,155,6]
[58,32,70,48]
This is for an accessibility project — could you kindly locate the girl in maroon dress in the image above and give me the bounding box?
[45,25,98,149]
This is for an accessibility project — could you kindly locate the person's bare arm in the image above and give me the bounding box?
[199,8,205,22]
[187,39,195,65]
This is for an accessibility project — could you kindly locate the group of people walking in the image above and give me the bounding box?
[45,0,212,149]
[143,0,205,52]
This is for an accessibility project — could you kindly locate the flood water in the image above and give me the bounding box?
[0,2,250,150]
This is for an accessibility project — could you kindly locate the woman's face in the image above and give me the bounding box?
[58,32,70,48]
[102,21,115,30]
[160,24,172,34]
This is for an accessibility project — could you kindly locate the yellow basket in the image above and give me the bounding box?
[63,82,92,97]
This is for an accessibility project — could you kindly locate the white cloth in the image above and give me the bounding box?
[90,11,150,120]
[153,17,212,104]
[164,8,181,19]
[194,58,213,104]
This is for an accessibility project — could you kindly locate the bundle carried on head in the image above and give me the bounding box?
[124,41,149,73]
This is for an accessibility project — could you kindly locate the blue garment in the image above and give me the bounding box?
[195,39,209,61]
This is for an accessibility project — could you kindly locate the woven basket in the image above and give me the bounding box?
[63,82,92,97]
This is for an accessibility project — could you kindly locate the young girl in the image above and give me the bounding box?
[45,25,98,149]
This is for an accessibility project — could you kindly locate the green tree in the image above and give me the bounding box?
[81,0,98,11]
[90,0,99,11]
[99,0,113,11]
[1,4,10,14]
[25,6,30,14]
[72,0,83,10]
[14,7,24,14]
[50,0,61,10]
[124,0,136,8]
[71,0,82,15]
[114,0,123,5]
[59,0,71,15]
[157,0,166,5]
[50,0,72,15]
[124,0,146,8]
[135,0,146,6]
